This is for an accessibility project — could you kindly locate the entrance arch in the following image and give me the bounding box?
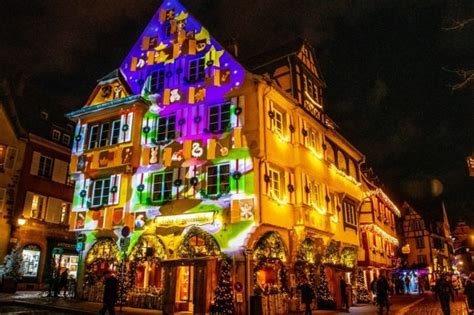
[177,226,221,258]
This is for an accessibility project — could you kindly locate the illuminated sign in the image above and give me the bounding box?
[154,212,215,227]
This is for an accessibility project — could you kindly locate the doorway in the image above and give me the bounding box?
[176,265,194,312]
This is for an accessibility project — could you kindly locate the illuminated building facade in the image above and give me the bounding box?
[358,173,400,285]
[67,0,380,313]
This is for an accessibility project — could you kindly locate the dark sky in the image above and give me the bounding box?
[1,0,473,225]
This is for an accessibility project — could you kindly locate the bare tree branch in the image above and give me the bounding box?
[443,18,474,31]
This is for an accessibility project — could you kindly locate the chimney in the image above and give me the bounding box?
[225,38,239,58]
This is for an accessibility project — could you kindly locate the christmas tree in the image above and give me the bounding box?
[278,266,289,294]
[0,247,23,281]
[317,264,336,310]
[354,269,371,303]
[213,258,234,314]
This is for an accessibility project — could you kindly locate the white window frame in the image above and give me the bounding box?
[52,129,61,141]
[152,171,174,202]
[156,115,176,142]
[208,103,231,132]
[206,163,230,195]
[149,68,166,93]
[343,200,357,226]
[310,181,321,207]
[88,124,100,149]
[268,167,283,199]
[91,178,111,207]
[110,119,121,145]
[271,106,285,136]
[38,156,53,178]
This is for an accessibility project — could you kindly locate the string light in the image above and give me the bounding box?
[362,224,399,245]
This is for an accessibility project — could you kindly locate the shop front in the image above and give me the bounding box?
[44,239,78,282]
[21,244,42,282]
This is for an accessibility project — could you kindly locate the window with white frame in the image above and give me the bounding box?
[52,129,61,141]
[327,192,337,215]
[207,163,230,195]
[271,104,285,136]
[208,103,231,132]
[110,119,121,145]
[156,115,176,141]
[88,119,121,149]
[310,181,322,207]
[62,134,71,145]
[343,199,357,226]
[188,57,205,82]
[31,194,46,219]
[38,156,53,178]
[268,167,283,199]
[308,129,320,150]
[91,178,111,207]
[60,202,71,225]
[0,188,5,213]
[99,122,111,147]
[152,172,174,202]
[148,69,166,93]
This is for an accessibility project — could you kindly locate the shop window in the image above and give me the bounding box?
[38,155,53,178]
[156,115,176,141]
[53,253,78,279]
[343,199,357,227]
[188,57,205,82]
[416,237,425,249]
[91,178,111,207]
[31,194,47,219]
[208,103,231,132]
[148,69,165,93]
[52,129,61,141]
[0,188,5,213]
[22,245,41,277]
[207,163,230,195]
[268,167,283,199]
[62,134,71,145]
[152,172,173,202]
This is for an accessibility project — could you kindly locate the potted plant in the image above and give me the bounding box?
[0,247,23,293]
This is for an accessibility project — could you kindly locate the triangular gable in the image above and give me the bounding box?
[297,42,320,79]
[85,69,131,107]
[119,0,244,105]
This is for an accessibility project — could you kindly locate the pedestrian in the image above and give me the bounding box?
[434,274,455,315]
[404,275,411,294]
[376,275,390,315]
[370,278,378,304]
[340,276,349,312]
[418,275,424,294]
[464,272,474,313]
[299,280,314,315]
[59,268,69,297]
[99,270,119,315]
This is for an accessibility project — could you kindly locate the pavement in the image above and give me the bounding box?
[0,291,469,315]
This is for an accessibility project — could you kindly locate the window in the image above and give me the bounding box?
[207,164,230,195]
[152,172,174,202]
[0,188,5,213]
[310,181,321,207]
[31,194,46,219]
[328,192,337,215]
[326,143,335,164]
[188,57,205,82]
[308,129,319,150]
[38,156,53,178]
[343,199,357,226]
[60,202,71,225]
[434,238,444,250]
[62,134,71,145]
[88,119,121,149]
[348,159,357,179]
[91,178,111,207]
[268,167,282,199]
[156,115,176,141]
[417,255,427,265]
[415,237,425,249]
[208,103,231,132]
[22,245,41,277]
[52,129,61,141]
[0,145,6,172]
[337,151,347,173]
[149,69,165,93]
[271,105,285,136]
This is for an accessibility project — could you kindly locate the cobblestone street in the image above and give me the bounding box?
[400,293,468,315]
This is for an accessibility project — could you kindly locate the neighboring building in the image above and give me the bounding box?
[1,78,76,290]
[0,82,27,262]
[452,220,473,274]
[65,0,393,313]
[399,202,453,278]
[358,172,400,286]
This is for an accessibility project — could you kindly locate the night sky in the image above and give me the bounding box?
[1,0,473,225]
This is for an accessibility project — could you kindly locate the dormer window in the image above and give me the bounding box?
[52,129,61,141]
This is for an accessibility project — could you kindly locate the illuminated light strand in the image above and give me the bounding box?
[274,130,290,143]
[304,91,323,109]
[331,164,362,186]
[310,201,327,215]
[362,224,399,246]
[363,188,401,217]
[308,146,323,160]
[270,190,288,205]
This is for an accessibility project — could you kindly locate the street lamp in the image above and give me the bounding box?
[17,216,26,226]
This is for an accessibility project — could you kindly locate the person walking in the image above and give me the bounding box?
[59,268,69,297]
[340,276,349,312]
[418,275,425,294]
[434,274,455,315]
[404,275,411,294]
[99,271,119,315]
[370,278,378,304]
[300,280,315,315]
[376,275,390,315]
[465,272,474,314]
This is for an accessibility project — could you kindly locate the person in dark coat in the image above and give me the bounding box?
[300,280,314,315]
[59,269,69,297]
[99,271,119,315]
[434,274,455,315]
[376,275,390,314]
[465,272,474,313]
[370,279,377,304]
[340,276,349,312]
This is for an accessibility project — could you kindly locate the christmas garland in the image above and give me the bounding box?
[177,226,221,258]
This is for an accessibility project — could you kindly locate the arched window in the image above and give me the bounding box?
[337,151,347,172]
[348,159,357,179]
[325,143,335,164]
[177,226,220,258]
[253,232,287,262]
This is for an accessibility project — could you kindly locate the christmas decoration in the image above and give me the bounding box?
[177,226,220,258]
[317,264,336,310]
[0,247,23,281]
[212,258,234,314]
[354,269,371,304]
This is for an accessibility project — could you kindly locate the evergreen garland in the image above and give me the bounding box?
[354,269,371,304]
[317,264,336,310]
[278,266,289,294]
[213,258,234,314]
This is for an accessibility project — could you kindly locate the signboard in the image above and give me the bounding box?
[154,212,214,228]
